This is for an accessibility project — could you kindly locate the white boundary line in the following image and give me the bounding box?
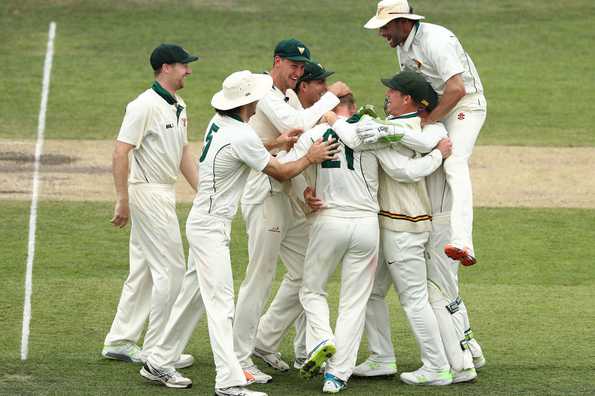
[20,21,57,361]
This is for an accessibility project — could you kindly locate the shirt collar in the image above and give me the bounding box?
[152,81,178,105]
[401,21,421,52]
[387,111,418,120]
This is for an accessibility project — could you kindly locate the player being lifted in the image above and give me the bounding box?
[139,70,339,396]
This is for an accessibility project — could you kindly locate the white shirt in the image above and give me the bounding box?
[241,85,339,205]
[284,123,380,217]
[397,22,486,109]
[193,114,271,220]
[117,88,188,185]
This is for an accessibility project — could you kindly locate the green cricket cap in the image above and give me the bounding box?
[150,43,199,71]
[381,71,438,111]
[297,61,335,84]
[274,38,311,62]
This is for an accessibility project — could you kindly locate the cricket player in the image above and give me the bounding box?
[363,0,487,267]
[330,72,455,386]
[295,83,452,392]
[102,43,198,369]
[233,39,350,381]
[255,60,336,370]
[140,70,340,396]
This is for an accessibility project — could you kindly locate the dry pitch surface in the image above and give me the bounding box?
[1,139,594,208]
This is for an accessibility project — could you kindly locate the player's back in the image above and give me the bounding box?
[194,113,271,220]
[298,123,379,217]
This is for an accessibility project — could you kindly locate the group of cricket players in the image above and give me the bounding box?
[101,1,488,395]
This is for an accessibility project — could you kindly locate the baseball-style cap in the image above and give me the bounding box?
[364,0,425,30]
[211,70,273,111]
[150,43,199,71]
[381,71,438,111]
[274,39,311,62]
[297,61,334,84]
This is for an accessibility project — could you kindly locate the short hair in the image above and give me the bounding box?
[338,93,355,107]
[215,107,242,118]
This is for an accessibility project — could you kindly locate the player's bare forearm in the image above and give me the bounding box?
[180,145,198,191]
[424,74,466,125]
[263,138,339,182]
[111,141,133,227]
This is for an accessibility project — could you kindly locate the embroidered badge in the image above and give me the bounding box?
[181,118,187,127]
[457,112,465,120]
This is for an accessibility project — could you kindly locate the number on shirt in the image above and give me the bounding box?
[199,123,220,163]
[321,128,354,170]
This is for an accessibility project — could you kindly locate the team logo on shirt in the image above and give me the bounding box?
[181,118,187,127]
[457,112,465,120]
[267,226,281,233]
[165,123,174,129]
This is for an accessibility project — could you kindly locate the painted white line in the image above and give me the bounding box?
[21,21,57,361]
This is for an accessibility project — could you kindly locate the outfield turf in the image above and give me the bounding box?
[1,0,595,145]
[2,202,595,394]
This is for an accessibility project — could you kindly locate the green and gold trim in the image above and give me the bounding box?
[379,210,432,223]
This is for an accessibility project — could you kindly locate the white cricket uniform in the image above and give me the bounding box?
[336,114,450,372]
[104,83,188,357]
[284,122,379,382]
[147,113,271,389]
[398,21,487,254]
[234,85,339,368]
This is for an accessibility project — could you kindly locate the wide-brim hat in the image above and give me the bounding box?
[364,0,424,30]
[211,71,272,111]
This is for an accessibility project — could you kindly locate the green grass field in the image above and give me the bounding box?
[1,0,595,145]
[2,0,595,395]
[2,202,595,394]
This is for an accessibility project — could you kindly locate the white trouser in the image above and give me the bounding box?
[234,193,309,367]
[300,215,379,382]
[148,256,204,369]
[442,97,487,254]
[293,312,308,361]
[104,183,185,356]
[381,229,449,372]
[426,215,474,371]
[362,226,481,366]
[152,210,245,389]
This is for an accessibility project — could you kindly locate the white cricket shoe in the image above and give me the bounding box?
[102,342,143,363]
[400,367,453,386]
[322,373,347,393]
[215,386,268,396]
[252,349,290,372]
[139,361,192,389]
[174,354,195,369]
[136,349,194,369]
[352,358,397,377]
[452,367,477,383]
[243,365,272,384]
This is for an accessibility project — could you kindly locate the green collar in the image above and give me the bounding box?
[152,81,184,122]
[227,113,243,123]
[152,81,177,105]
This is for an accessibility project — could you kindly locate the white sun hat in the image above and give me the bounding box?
[211,70,272,111]
[364,0,425,29]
